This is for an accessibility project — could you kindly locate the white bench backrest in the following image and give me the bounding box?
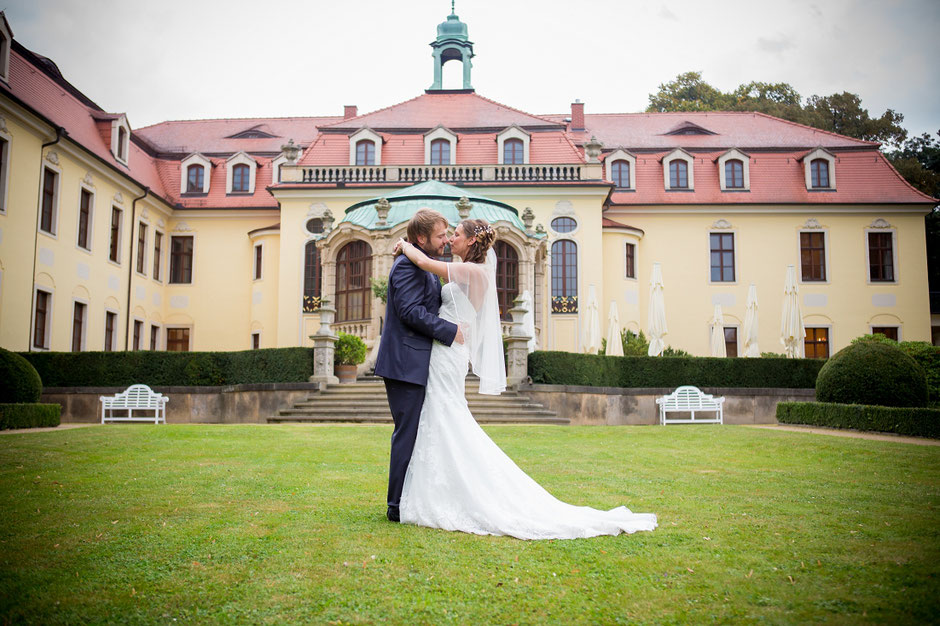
[660,386,720,409]
[104,385,164,408]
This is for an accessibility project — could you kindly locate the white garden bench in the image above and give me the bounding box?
[100,384,168,424]
[656,385,724,425]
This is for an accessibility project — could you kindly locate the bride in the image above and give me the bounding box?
[395,218,657,540]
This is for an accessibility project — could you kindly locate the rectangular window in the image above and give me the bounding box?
[133,319,142,351]
[868,232,895,282]
[71,301,86,352]
[150,324,160,351]
[136,222,148,274]
[254,244,262,280]
[0,137,7,211]
[724,327,738,358]
[109,207,122,263]
[167,328,190,352]
[709,233,735,282]
[871,326,899,341]
[78,189,92,250]
[625,243,636,279]
[251,332,260,350]
[33,289,51,349]
[800,232,826,281]
[153,232,163,281]
[804,327,830,359]
[170,236,194,284]
[104,311,116,351]
[40,167,57,234]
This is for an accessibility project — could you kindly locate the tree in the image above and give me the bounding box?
[803,92,907,149]
[646,71,732,113]
[729,81,806,123]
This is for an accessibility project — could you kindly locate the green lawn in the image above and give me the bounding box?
[0,425,937,624]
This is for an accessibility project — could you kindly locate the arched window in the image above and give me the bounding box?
[232,163,250,192]
[494,241,519,321]
[356,140,375,166]
[611,160,630,188]
[811,158,829,188]
[725,159,744,189]
[503,138,524,165]
[186,164,204,193]
[335,240,372,322]
[551,240,578,313]
[303,241,322,312]
[551,216,577,233]
[430,138,450,165]
[669,160,688,188]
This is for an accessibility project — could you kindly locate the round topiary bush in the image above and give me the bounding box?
[0,348,43,403]
[816,340,928,408]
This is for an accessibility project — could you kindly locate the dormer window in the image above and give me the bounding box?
[0,12,12,83]
[496,125,530,165]
[811,159,829,188]
[356,140,375,166]
[180,153,211,194]
[663,148,695,191]
[232,164,250,192]
[604,150,637,189]
[717,149,750,191]
[802,148,836,190]
[225,152,258,194]
[348,128,382,166]
[430,139,450,165]
[110,115,131,166]
[670,161,688,188]
[504,139,524,164]
[186,165,204,193]
[612,161,630,188]
[424,126,457,165]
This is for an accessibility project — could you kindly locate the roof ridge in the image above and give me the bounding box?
[318,93,428,128]
[137,115,342,130]
[466,92,566,126]
[747,111,878,147]
[559,131,586,163]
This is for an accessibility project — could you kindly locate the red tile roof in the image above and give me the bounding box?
[136,116,338,156]
[542,111,878,151]
[154,156,279,209]
[320,92,565,131]
[1,46,172,204]
[607,150,934,205]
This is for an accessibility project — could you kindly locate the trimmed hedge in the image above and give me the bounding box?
[528,351,823,389]
[777,401,940,439]
[0,403,61,430]
[0,348,43,403]
[20,348,314,388]
[816,341,928,408]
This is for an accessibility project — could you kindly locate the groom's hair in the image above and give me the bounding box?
[407,209,448,247]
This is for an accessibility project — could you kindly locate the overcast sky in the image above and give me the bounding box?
[6,0,939,142]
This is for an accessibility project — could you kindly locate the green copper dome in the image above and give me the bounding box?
[436,12,468,41]
[341,180,541,237]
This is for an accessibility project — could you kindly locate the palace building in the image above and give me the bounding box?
[0,10,934,362]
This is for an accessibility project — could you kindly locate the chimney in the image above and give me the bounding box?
[344,105,358,120]
[570,99,584,131]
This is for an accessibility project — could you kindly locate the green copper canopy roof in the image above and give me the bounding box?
[341,180,539,236]
[436,11,469,42]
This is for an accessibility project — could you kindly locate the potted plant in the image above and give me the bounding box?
[334,332,367,383]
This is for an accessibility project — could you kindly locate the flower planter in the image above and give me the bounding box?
[336,364,358,384]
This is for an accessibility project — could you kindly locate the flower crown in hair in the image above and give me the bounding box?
[474,225,494,238]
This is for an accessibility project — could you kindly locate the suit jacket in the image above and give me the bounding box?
[374,255,458,386]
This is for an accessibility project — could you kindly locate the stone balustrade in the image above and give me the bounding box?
[280,163,604,185]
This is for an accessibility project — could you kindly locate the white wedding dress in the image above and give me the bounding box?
[399,280,658,540]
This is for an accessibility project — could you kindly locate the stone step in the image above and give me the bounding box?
[268,414,568,425]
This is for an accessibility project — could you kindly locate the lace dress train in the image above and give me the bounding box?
[399,284,657,540]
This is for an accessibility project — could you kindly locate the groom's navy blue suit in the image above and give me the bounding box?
[375,254,458,514]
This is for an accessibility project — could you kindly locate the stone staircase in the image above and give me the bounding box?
[269,376,567,424]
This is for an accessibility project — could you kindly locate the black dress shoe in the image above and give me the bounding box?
[386,506,400,522]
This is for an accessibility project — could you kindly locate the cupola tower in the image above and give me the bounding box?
[428,2,474,92]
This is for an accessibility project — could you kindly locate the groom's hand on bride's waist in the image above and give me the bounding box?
[454,326,465,344]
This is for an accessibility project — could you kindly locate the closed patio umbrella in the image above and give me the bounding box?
[743,283,760,357]
[710,304,727,357]
[780,265,805,358]
[605,301,624,356]
[583,284,601,354]
[647,263,667,357]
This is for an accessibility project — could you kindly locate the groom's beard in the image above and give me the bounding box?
[420,242,442,257]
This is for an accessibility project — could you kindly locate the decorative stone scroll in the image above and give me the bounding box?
[803,217,823,229]
[712,218,732,229]
[45,151,59,165]
[456,196,472,219]
[870,218,891,229]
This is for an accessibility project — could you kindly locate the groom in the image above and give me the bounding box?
[374,209,462,522]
